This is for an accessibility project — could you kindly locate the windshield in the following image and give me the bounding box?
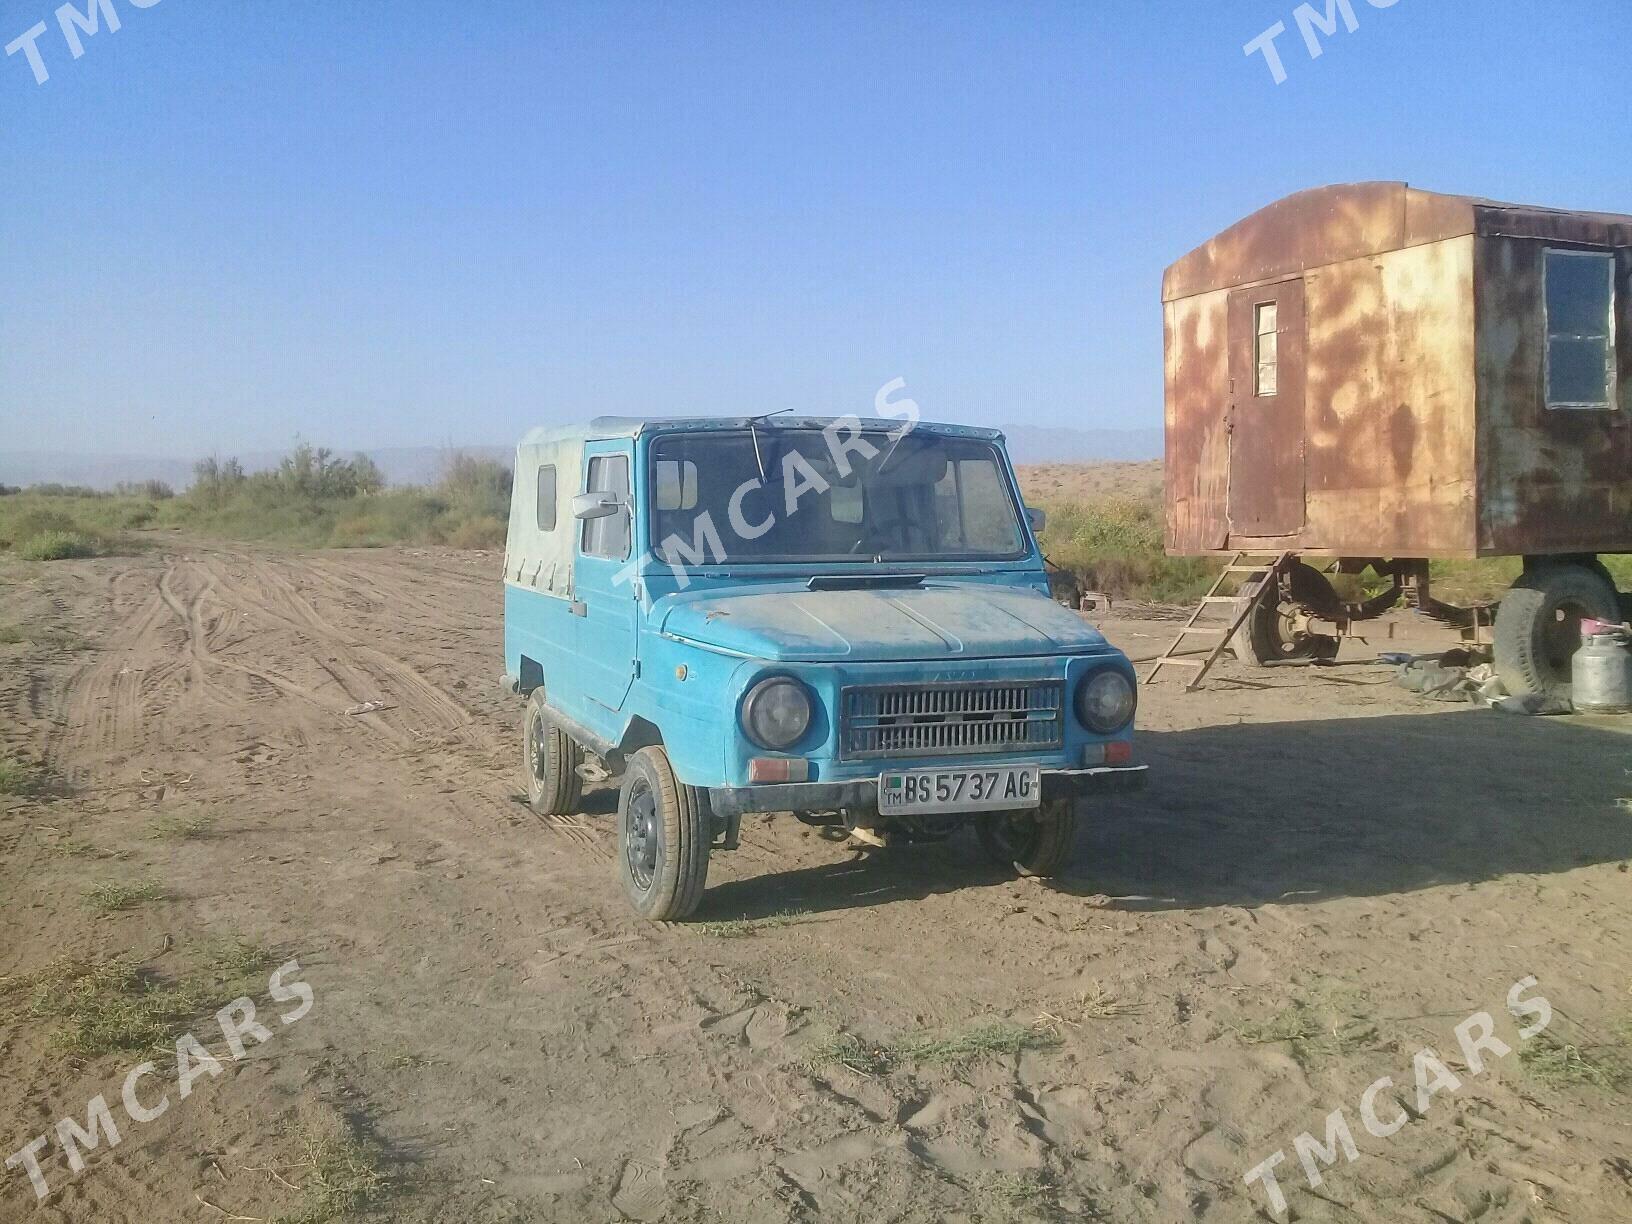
[649,429,1028,565]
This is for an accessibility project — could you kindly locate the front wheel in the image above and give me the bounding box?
[975,800,1078,877]
[617,746,711,920]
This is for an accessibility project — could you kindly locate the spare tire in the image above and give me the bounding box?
[1494,564,1619,700]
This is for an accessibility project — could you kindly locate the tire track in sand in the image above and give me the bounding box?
[288,555,608,858]
[214,555,475,741]
[52,564,178,782]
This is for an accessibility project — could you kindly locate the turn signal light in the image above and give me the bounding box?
[1105,740,1133,766]
[748,757,810,783]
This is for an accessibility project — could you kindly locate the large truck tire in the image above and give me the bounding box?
[1493,563,1619,700]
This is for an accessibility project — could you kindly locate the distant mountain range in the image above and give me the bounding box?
[0,426,1160,490]
[999,425,1161,465]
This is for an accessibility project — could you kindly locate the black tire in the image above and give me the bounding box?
[975,800,1078,877]
[1243,562,1341,664]
[617,746,711,921]
[524,690,583,816]
[1494,564,1619,699]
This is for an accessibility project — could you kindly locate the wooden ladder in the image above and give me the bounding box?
[1144,552,1290,691]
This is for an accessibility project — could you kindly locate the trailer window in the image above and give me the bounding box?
[1545,250,1617,410]
[536,465,557,531]
[1254,302,1278,397]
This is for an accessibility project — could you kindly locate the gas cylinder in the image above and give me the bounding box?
[1574,632,1632,714]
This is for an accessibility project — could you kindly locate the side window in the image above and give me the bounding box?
[1545,249,1617,410]
[581,455,631,559]
[536,465,557,531]
[1253,302,1278,397]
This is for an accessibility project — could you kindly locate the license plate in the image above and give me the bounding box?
[877,766,1041,815]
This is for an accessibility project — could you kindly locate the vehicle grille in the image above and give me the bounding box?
[840,682,1064,760]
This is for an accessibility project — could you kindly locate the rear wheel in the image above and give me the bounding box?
[1494,564,1619,700]
[524,690,583,816]
[975,800,1078,877]
[617,746,711,920]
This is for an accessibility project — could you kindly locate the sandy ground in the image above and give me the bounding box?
[2,544,1631,1224]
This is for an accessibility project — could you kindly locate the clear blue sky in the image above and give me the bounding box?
[1,0,1625,456]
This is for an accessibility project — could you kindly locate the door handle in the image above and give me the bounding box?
[569,601,587,617]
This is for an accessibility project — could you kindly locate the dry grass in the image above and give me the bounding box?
[0,940,280,1058]
[275,1113,392,1224]
[807,1021,1059,1076]
[1017,462,1163,505]
[47,837,127,860]
[0,756,42,796]
[980,1169,1054,1207]
[1037,981,1139,1033]
[1235,998,1378,1069]
[697,909,807,938]
[805,1032,895,1077]
[7,957,201,1056]
[149,812,217,840]
[897,1022,1061,1066]
[201,937,282,983]
[84,879,166,913]
[1520,1030,1630,1091]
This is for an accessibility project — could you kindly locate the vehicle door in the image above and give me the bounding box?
[1227,277,1307,536]
[572,440,640,731]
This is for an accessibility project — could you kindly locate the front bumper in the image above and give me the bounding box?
[708,764,1148,818]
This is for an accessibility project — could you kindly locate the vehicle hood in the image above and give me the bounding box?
[656,583,1110,662]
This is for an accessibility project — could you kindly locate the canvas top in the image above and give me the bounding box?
[1163,181,1632,302]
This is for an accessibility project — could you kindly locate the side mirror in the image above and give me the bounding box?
[573,491,621,521]
[1024,506,1047,535]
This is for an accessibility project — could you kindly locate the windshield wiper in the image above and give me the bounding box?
[746,407,791,481]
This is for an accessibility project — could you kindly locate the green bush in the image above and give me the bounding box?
[18,531,98,561]
[0,496,127,556]
[445,513,506,550]
[1034,496,1216,604]
[154,446,513,551]
[0,456,506,557]
[24,484,102,498]
[440,453,512,516]
[113,480,174,500]
[4,509,80,544]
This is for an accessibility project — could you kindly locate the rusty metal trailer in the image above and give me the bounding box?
[1162,182,1632,697]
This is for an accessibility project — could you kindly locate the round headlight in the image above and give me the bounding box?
[1076,670,1135,733]
[741,677,813,750]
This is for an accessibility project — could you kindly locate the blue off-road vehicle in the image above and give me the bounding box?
[502,416,1145,920]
